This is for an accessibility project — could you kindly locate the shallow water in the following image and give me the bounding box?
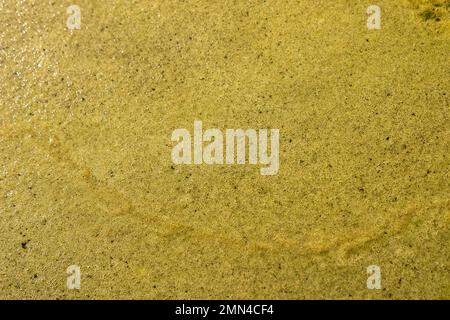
[0,0,449,299]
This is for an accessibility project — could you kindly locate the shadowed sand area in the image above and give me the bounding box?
[0,0,449,299]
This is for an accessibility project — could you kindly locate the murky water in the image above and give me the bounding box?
[0,0,449,299]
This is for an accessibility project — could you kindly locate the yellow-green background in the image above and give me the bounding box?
[0,0,449,299]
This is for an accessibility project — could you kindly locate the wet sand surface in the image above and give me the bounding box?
[0,0,449,299]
